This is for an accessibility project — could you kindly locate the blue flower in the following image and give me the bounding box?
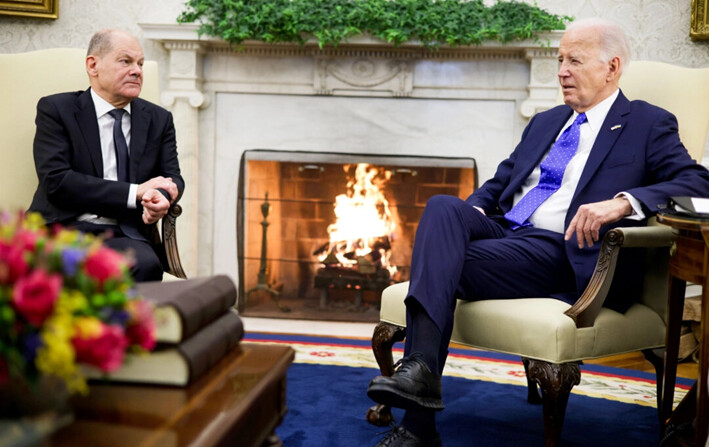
[22,332,43,365]
[61,248,86,276]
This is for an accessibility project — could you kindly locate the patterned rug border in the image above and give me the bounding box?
[245,332,692,408]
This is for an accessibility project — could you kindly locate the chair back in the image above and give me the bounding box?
[619,62,709,318]
[556,62,709,319]
[619,61,709,161]
[0,48,160,212]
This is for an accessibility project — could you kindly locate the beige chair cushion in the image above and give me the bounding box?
[0,48,159,212]
[380,281,666,364]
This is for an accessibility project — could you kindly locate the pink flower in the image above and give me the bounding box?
[125,300,156,351]
[84,247,127,284]
[73,323,128,372]
[12,269,62,326]
[13,229,41,252]
[0,241,29,285]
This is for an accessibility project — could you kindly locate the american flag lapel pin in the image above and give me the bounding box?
[610,124,622,131]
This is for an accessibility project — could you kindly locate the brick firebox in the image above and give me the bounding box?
[237,150,477,321]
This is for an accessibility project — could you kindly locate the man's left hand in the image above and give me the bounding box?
[564,197,632,249]
[141,188,171,225]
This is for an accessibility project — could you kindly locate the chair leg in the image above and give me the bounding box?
[366,322,406,427]
[523,357,543,404]
[642,348,665,430]
[525,359,581,447]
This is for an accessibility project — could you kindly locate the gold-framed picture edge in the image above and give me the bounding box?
[0,0,58,19]
[691,0,709,41]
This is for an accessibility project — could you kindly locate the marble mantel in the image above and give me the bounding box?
[140,22,563,280]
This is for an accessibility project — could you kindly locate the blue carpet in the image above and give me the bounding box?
[246,333,692,447]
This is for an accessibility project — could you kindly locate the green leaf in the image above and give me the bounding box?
[177,0,570,48]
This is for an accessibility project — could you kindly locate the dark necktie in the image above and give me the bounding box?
[108,108,130,182]
[504,112,587,229]
[107,108,145,242]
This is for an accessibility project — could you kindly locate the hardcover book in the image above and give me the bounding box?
[136,275,237,344]
[85,309,244,386]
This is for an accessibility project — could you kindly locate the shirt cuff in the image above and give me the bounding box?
[615,192,645,221]
[127,184,138,209]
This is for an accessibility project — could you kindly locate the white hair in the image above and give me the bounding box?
[566,18,631,73]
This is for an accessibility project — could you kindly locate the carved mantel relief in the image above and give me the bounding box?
[314,57,414,97]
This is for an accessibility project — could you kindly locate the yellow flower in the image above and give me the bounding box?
[57,289,88,314]
[35,310,88,394]
[22,212,46,231]
[74,316,104,339]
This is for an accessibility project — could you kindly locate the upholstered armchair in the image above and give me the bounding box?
[0,48,186,279]
[367,61,709,446]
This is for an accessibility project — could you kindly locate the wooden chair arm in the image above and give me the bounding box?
[162,204,187,279]
[146,203,187,279]
[564,225,675,328]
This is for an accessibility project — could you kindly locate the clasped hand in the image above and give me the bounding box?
[564,197,632,249]
[137,176,178,225]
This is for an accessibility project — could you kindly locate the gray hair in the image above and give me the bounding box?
[87,29,119,58]
[566,18,631,72]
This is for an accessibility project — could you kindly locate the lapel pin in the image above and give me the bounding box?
[610,124,622,131]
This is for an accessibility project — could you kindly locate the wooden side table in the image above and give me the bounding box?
[48,343,295,447]
[657,213,708,446]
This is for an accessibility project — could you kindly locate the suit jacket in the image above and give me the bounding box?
[29,88,184,237]
[467,91,709,311]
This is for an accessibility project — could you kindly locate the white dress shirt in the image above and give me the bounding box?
[78,90,138,224]
[511,89,643,234]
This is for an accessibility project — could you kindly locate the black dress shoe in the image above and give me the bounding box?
[374,425,442,447]
[367,354,444,411]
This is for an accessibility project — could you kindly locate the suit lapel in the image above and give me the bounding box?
[128,98,150,183]
[572,92,630,201]
[76,89,103,176]
[500,107,572,206]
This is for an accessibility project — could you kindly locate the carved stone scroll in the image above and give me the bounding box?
[315,57,413,96]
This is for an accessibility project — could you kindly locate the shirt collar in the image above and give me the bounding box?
[90,88,132,118]
[571,89,619,133]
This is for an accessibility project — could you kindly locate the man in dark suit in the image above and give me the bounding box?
[367,18,709,447]
[29,29,184,282]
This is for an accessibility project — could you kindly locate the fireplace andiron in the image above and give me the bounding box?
[245,192,289,312]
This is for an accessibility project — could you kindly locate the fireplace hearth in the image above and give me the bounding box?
[237,150,476,322]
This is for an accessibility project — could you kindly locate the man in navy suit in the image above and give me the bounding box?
[29,29,184,282]
[367,18,709,447]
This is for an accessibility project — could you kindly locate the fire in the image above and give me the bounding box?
[318,163,397,274]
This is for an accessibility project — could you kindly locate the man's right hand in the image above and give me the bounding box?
[141,189,171,225]
[137,176,178,203]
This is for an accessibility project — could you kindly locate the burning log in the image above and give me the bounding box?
[314,163,399,308]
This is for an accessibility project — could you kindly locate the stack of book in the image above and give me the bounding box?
[85,275,244,386]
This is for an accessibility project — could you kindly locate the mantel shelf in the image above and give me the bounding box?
[142,22,563,61]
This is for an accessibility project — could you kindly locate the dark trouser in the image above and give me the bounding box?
[70,221,163,282]
[404,195,576,370]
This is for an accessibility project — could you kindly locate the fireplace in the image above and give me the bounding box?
[237,150,476,321]
[142,24,562,286]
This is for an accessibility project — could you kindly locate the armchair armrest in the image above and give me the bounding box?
[564,225,675,328]
[147,203,187,279]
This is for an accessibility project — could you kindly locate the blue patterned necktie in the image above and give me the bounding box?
[108,108,130,182]
[504,112,587,229]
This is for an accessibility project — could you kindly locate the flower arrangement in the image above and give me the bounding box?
[0,211,156,396]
